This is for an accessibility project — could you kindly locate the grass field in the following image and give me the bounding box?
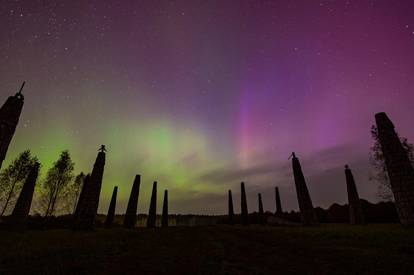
[0,224,413,274]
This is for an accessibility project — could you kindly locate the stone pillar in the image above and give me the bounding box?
[291,152,318,225]
[0,82,25,169]
[228,190,234,225]
[73,174,90,221]
[258,193,264,224]
[275,186,282,215]
[123,175,141,228]
[240,182,249,225]
[161,190,168,227]
[105,186,118,228]
[72,146,106,230]
[147,181,157,228]
[375,112,414,226]
[8,162,39,229]
[344,165,364,224]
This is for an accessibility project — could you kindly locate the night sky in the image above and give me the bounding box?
[1,0,414,214]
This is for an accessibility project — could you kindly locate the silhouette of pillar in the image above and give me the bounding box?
[147,181,157,228]
[123,175,141,228]
[228,190,234,225]
[73,174,90,221]
[275,187,283,215]
[258,193,264,224]
[375,112,414,226]
[72,146,106,230]
[291,152,318,225]
[105,186,118,228]
[344,165,364,224]
[8,162,39,229]
[161,190,168,227]
[240,182,249,225]
[0,82,25,169]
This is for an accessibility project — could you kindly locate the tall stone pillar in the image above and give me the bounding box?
[228,190,234,225]
[73,174,90,220]
[72,145,106,230]
[291,152,318,225]
[105,186,118,228]
[0,82,25,169]
[275,186,282,215]
[240,182,249,225]
[8,162,39,229]
[161,190,168,227]
[147,181,157,228]
[375,112,414,226]
[344,165,364,224]
[123,175,141,228]
[258,193,264,224]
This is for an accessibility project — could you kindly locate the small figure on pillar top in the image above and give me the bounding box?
[289,152,296,159]
[99,145,106,153]
[345,164,349,169]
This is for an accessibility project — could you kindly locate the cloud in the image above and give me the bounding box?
[198,162,278,184]
[197,144,364,184]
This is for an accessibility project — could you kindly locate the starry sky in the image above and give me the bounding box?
[1,0,414,215]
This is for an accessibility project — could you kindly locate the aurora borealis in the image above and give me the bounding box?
[1,0,414,214]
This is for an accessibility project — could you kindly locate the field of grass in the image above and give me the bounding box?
[0,224,413,274]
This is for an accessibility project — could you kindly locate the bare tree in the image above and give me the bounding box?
[369,125,414,201]
[0,150,38,216]
[41,150,74,217]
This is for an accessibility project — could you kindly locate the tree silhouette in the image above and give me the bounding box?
[41,150,75,217]
[370,125,414,201]
[0,150,37,216]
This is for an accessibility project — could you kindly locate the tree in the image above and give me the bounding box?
[0,150,38,216]
[41,150,75,217]
[369,125,414,201]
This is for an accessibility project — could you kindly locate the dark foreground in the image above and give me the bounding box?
[0,224,413,275]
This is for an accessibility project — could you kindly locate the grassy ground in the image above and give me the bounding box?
[0,224,413,275]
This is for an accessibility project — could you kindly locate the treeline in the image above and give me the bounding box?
[219,200,398,224]
[0,150,84,218]
[9,199,398,230]
[25,214,221,229]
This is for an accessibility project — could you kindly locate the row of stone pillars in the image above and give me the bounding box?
[118,179,169,229]
[292,152,364,225]
[72,148,169,230]
[228,182,270,225]
[288,112,414,227]
[227,155,365,226]
[2,143,169,230]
